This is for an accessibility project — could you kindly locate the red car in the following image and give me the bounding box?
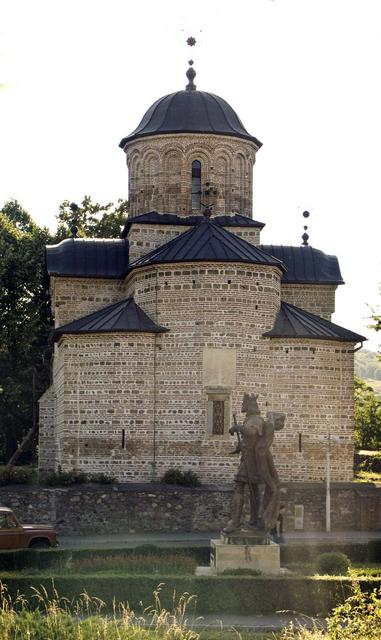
[0,507,58,549]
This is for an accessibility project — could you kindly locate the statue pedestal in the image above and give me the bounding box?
[195,530,281,576]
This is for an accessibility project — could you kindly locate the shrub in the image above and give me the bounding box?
[89,472,116,484]
[281,583,381,638]
[316,551,351,575]
[0,545,211,572]
[70,552,198,575]
[40,469,88,486]
[0,575,368,615]
[161,468,201,487]
[0,466,36,485]
[367,538,381,562]
[281,543,367,564]
[326,582,381,639]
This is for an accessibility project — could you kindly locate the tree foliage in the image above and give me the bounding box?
[0,196,129,463]
[55,195,128,241]
[0,201,53,462]
[354,376,381,450]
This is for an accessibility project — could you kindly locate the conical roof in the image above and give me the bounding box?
[52,297,168,342]
[264,302,366,343]
[128,217,285,271]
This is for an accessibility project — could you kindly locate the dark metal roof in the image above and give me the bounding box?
[122,211,265,238]
[46,238,129,278]
[52,296,168,342]
[260,245,344,285]
[263,301,366,343]
[119,90,262,148]
[45,229,343,288]
[129,217,285,271]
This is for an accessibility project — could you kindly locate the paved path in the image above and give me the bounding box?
[59,529,381,549]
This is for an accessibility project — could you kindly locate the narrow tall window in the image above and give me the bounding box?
[192,160,201,209]
[212,400,225,435]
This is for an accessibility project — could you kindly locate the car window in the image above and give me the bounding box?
[0,514,9,529]
[0,513,18,529]
[6,515,18,528]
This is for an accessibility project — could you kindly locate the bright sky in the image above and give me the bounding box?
[1,0,380,350]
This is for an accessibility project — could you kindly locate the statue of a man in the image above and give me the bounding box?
[223,394,285,534]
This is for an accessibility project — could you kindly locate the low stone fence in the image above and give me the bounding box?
[0,482,380,535]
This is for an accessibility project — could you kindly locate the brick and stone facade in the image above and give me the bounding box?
[39,69,364,489]
[124,133,258,218]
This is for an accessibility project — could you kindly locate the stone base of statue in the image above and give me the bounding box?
[195,529,281,576]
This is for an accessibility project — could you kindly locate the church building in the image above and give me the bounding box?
[39,60,365,484]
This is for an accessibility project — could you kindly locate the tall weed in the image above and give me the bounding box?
[0,581,200,640]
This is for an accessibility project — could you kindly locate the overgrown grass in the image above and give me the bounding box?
[0,582,276,639]
[2,579,381,640]
[0,582,201,640]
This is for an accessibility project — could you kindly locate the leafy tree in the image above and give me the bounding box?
[0,196,129,463]
[0,201,53,462]
[354,376,381,450]
[54,195,129,241]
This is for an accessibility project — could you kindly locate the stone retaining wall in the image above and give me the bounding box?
[0,483,380,536]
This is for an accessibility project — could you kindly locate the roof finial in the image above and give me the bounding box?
[185,36,197,91]
[69,202,79,238]
[301,210,310,246]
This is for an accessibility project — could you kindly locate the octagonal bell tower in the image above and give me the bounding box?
[119,62,262,218]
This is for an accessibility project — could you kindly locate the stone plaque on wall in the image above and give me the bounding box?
[202,348,237,388]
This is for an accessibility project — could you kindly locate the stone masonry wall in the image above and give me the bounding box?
[126,261,283,483]
[124,133,258,217]
[38,387,57,472]
[1,483,380,535]
[127,223,261,263]
[52,333,157,481]
[281,284,337,320]
[51,277,125,328]
[128,224,191,263]
[268,339,355,482]
[227,227,261,246]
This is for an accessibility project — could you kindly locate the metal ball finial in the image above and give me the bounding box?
[301,210,310,246]
[69,202,79,239]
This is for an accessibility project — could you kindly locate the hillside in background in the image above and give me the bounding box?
[355,348,381,394]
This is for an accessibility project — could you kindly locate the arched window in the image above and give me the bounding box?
[191,160,201,209]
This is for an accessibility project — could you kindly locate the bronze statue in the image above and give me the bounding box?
[223,393,285,534]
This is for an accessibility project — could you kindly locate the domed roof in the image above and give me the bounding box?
[119,64,262,148]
